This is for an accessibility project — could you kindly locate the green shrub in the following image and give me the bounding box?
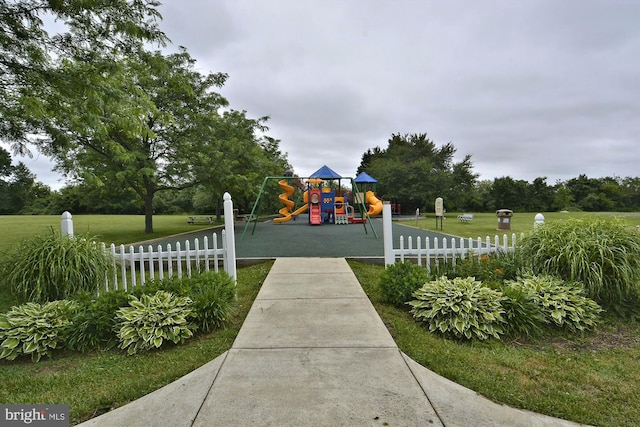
[409,276,506,340]
[434,251,529,286]
[379,261,428,306]
[519,217,640,310]
[67,291,131,352]
[498,283,547,338]
[131,277,191,299]
[0,300,78,362]
[186,271,236,332]
[506,274,601,332]
[115,291,194,355]
[0,230,113,303]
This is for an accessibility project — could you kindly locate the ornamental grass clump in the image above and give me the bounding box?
[186,271,236,332]
[518,217,640,312]
[498,283,547,338]
[409,276,506,340]
[0,230,113,303]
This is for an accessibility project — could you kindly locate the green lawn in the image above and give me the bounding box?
[409,211,640,239]
[0,215,220,255]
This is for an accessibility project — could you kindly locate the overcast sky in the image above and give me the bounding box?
[8,0,640,189]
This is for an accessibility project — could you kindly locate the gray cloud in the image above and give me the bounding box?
[14,0,640,188]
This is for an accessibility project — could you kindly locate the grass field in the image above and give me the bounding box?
[0,215,219,255]
[410,211,640,239]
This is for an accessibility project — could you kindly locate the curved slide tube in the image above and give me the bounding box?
[274,180,309,223]
[366,190,383,216]
[274,180,295,223]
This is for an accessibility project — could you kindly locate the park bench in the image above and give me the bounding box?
[187,216,214,224]
[457,214,474,223]
[237,213,257,222]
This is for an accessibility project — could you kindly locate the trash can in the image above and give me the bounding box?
[496,209,513,230]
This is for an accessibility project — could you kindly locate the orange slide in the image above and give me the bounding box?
[274,180,309,223]
[366,190,383,216]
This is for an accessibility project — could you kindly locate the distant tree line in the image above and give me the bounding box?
[358,133,640,214]
[2,132,639,216]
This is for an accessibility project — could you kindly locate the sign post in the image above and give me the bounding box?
[434,197,444,230]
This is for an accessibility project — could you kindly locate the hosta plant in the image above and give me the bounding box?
[409,276,506,340]
[379,261,429,306]
[115,291,194,355]
[134,270,236,332]
[0,300,78,362]
[506,274,601,331]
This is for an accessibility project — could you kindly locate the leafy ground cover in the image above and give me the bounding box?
[348,260,640,427]
[0,262,271,425]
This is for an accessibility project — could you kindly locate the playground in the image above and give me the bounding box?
[236,212,451,258]
[246,165,382,231]
[232,165,453,259]
[133,166,456,259]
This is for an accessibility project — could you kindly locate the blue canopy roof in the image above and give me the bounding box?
[354,172,378,183]
[310,165,342,179]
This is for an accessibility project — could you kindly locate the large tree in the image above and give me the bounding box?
[41,48,272,232]
[357,133,478,212]
[1,0,165,148]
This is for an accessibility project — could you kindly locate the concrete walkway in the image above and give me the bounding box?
[78,258,586,426]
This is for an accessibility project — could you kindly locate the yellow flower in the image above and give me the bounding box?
[495,268,503,275]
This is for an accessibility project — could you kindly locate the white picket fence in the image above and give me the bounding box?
[100,232,229,292]
[62,192,237,292]
[382,202,521,270]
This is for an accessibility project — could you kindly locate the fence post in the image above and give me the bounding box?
[223,192,237,283]
[383,201,394,266]
[61,211,74,237]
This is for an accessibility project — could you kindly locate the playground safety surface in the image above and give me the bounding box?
[236,214,454,259]
[135,214,455,259]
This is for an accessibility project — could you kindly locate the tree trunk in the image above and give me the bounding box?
[216,198,222,222]
[144,193,154,233]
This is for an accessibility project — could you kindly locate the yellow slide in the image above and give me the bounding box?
[274,180,295,223]
[366,190,383,216]
[274,181,310,223]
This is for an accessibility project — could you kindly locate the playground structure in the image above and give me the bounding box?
[242,166,381,238]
